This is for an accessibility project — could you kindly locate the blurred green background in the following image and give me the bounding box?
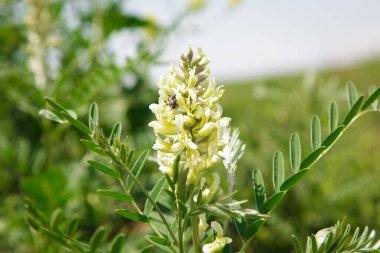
[1,0,379,252]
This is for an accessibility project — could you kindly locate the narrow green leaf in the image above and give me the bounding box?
[362,87,380,110]
[66,217,80,237]
[292,235,304,253]
[349,227,361,245]
[89,226,107,253]
[144,177,166,215]
[97,189,133,202]
[24,198,45,224]
[289,133,301,172]
[252,169,267,212]
[116,209,150,223]
[89,102,99,133]
[110,234,125,253]
[49,208,63,228]
[280,169,310,191]
[126,150,149,190]
[87,160,120,179]
[61,111,92,135]
[126,149,134,165]
[148,236,172,246]
[329,102,339,132]
[263,191,285,213]
[310,235,318,253]
[343,95,364,125]
[311,115,321,151]
[109,122,122,146]
[321,125,345,147]
[300,146,325,170]
[347,81,358,109]
[244,219,265,240]
[234,218,247,240]
[273,151,284,192]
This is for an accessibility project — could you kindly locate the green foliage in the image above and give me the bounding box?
[240,83,380,251]
[25,200,113,253]
[292,220,380,253]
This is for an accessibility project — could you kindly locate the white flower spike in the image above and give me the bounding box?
[149,48,230,184]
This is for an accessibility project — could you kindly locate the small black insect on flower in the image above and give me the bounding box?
[167,95,178,109]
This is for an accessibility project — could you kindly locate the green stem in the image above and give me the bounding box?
[118,179,176,253]
[191,200,201,253]
[177,205,184,253]
[114,159,179,246]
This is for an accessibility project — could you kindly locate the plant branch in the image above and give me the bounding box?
[240,108,380,252]
[113,158,179,246]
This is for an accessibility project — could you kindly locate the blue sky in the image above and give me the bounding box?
[122,0,380,81]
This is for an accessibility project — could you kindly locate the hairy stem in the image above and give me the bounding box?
[118,178,177,253]
[177,205,184,253]
[191,200,201,253]
[113,158,179,246]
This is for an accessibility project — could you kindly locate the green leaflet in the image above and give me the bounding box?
[126,150,149,190]
[289,132,301,172]
[299,146,325,170]
[44,97,67,118]
[66,217,80,237]
[97,189,133,202]
[272,151,284,192]
[292,235,304,253]
[89,102,99,133]
[116,209,150,223]
[311,115,321,151]
[321,125,344,147]
[263,191,285,213]
[61,111,92,135]
[87,160,121,179]
[144,176,166,215]
[329,102,339,132]
[347,81,358,109]
[49,208,63,228]
[109,122,122,146]
[362,87,380,110]
[252,169,267,213]
[280,169,310,191]
[244,219,265,240]
[110,234,125,253]
[89,227,107,253]
[343,95,364,125]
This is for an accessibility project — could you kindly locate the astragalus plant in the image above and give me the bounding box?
[30,48,380,253]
